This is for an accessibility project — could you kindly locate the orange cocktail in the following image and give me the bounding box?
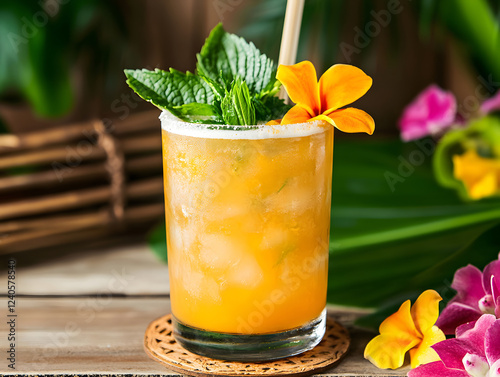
[161,112,333,360]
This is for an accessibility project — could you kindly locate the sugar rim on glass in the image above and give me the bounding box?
[159,111,329,140]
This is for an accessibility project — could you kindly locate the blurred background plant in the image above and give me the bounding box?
[241,0,500,82]
[0,0,133,125]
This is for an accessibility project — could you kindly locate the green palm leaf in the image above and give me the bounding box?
[329,139,500,307]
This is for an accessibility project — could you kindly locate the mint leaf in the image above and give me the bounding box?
[197,70,225,101]
[125,68,224,123]
[256,75,282,100]
[253,96,292,122]
[197,23,277,96]
[221,78,256,125]
[170,103,223,124]
[124,68,215,106]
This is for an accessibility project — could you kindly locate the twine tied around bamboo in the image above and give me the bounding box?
[92,120,126,223]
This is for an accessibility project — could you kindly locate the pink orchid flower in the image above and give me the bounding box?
[398,84,457,141]
[481,91,500,114]
[409,314,500,377]
[436,253,500,335]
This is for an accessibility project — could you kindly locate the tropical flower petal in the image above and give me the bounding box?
[280,105,316,125]
[277,61,320,117]
[470,172,497,200]
[453,150,500,200]
[433,338,477,370]
[462,314,498,349]
[379,300,421,338]
[408,361,469,377]
[318,64,372,113]
[485,318,500,365]
[266,119,281,125]
[451,265,487,309]
[327,107,375,134]
[409,325,445,368]
[481,90,500,114]
[493,276,500,305]
[483,257,500,296]
[411,289,442,335]
[436,302,483,335]
[364,300,421,369]
[496,296,500,318]
[456,317,480,338]
[456,315,496,358]
[436,265,486,334]
[364,333,420,369]
[398,84,457,142]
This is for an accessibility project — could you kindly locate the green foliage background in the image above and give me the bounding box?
[240,0,500,83]
[0,0,129,118]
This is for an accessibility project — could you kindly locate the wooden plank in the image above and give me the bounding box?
[1,297,171,375]
[0,297,408,376]
[0,244,169,296]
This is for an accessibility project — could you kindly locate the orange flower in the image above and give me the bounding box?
[274,61,375,134]
[364,290,445,369]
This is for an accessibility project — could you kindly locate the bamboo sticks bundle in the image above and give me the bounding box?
[0,110,165,254]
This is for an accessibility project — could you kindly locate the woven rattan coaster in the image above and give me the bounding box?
[144,314,350,377]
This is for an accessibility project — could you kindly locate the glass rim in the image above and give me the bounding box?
[159,111,331,140]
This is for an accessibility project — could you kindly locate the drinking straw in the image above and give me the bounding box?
[278,0,305,103]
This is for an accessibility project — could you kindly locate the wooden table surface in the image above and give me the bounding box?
[0,244,408,376]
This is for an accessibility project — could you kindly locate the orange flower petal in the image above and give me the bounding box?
[310,114,336,127]
[277,61,320,116]
[319,64,372,112]
[281,104,314,125]
[410,290,442,335]
[409,326,445,368]
[266,119,282,125]
[327,108,375,134]
[364,333,421,369]
[379,300,421,339]
[364,300,421,369]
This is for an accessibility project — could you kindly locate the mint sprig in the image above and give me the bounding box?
[196,24,276,96]
[124,24,290,126]
[221,77,256,125]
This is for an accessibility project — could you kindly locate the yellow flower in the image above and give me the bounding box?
[272,61,375,134]
[453,149,500,200]
[364,290,445,369]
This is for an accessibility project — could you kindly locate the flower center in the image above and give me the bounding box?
[478,295,496,314]
[462,353,490,377]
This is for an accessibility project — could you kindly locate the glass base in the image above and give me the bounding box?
[172,309,326,361]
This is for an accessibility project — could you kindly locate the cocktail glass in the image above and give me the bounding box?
[161,112,334,361]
